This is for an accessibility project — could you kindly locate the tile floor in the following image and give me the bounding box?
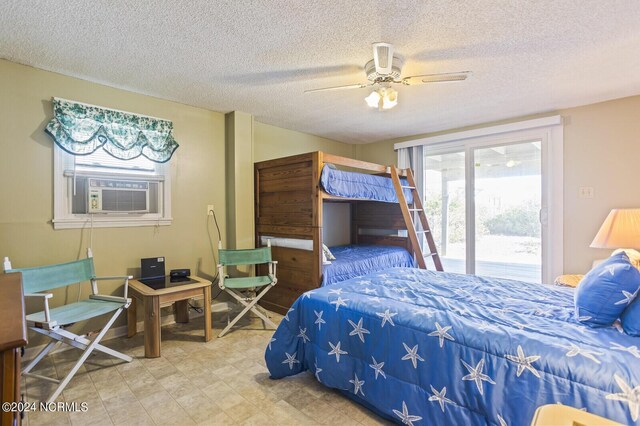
[22,310,389,425]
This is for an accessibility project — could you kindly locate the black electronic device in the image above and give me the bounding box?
[170,269,190,280]
[140,257,196,289]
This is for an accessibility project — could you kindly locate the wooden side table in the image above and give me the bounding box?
[127,276,212,358]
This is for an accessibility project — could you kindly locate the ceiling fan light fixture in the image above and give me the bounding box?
[365,87,398,111]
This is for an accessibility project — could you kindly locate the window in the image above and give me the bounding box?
[53,145,172,229]
[397,116,563,284]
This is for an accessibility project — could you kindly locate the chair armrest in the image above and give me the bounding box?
[24,293,54,322]
[89,294,131,307]
[93,275,134,281]
[217,264,225,289]
[91,275,132,299]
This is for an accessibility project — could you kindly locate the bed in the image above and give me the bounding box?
[320,164,414,203]
[255,151,423,314]
[265,267,640,425]
[322,244,416,286]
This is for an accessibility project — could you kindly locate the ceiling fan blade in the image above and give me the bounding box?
[402,71,470,85]
[373,42,394,75]
[304,82,372,93]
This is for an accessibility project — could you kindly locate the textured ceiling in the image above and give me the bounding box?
[2,1,640,144]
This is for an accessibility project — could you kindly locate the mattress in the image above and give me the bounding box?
[265,267,640,425]
[322,244,415,286]
[320,165,414,203]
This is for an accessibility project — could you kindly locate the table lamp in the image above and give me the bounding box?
[591,208,640,267]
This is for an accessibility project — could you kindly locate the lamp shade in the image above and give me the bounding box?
[590,208,640,249]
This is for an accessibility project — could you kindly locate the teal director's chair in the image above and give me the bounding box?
[4,249,133,403]
[217,242,278,337]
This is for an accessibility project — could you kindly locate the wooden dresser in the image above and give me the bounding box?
[0,272,27,426]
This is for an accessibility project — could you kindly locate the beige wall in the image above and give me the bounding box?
[355,95,640,275]
[0,59,226,335]
[0,59,354,340]
[253,121,355,162]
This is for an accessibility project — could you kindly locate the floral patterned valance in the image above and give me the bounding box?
[45,98,178,163]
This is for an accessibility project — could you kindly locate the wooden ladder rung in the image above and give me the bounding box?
[401,185,416,190]
[424,252,439,257]
[415,229,430,234]
[408,208,422,212]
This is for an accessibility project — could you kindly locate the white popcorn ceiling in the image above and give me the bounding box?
[2,1,640,144]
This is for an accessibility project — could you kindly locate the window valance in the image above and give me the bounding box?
[45,98,179,163]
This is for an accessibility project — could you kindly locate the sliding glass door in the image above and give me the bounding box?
[424,140,543,283]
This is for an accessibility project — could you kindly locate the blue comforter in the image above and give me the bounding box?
[320,165,413,203]
[322,245,416,286]
[265,268,640,425]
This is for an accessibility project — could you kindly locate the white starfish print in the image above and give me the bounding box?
[367,296,382,303]
[302,290,316,299]
[505,345,541,378]
[328,288,344,295]
[349,373,365,396]
[348,318,370,343]
[354,279,371,285]
[391,287,408,293]
[401,343,425,368]
[412,306,435,317]
[534,307,553,316]
[428,385,453,412]
[564,343,603,364]
[606,374,640,421]
[600,264,624,277]
[461,359,496,395]
[362,287,377,295]
[378,273,390,278]
[611,342,640,359]
[267,337,276,351]
[497,414,507,426]
[328,341,348,363]
[330,296,349,311]
[451,306,469,316]
[376,309,397,328]
[381,279,395,285]
[314,359,322,381]
[615,288,639,306]
[369,356,386,380]
[428,322,454,348]
[283,307,294,322]
[392,401,422,426]
[297,327,310,343]
[314,310,326,330]
[281,352,299,370]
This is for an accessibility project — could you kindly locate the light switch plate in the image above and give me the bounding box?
[579,187,594,199]
[207,204,215,215]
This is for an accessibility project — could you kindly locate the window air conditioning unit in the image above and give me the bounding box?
[88,178,150,213]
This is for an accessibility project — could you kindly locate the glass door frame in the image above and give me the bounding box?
[422,126,563,284]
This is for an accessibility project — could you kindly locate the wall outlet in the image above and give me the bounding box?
[207,204,215,215]
[579,187,594,199]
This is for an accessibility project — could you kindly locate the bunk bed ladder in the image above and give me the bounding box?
[390,166,444,272]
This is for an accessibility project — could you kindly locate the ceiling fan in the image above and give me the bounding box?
[305,42,470,111]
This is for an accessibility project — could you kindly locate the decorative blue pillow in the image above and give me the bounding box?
[621,294,640,336]
[574,252,640,327]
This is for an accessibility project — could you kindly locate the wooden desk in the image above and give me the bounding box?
[127,276,212,358]
[0,272,27,426]
[531,404,623,426]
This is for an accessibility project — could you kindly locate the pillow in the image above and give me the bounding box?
[322,244,336,261]
[574,252,640,327]
[322,250,331,265]
[621,292,640,336]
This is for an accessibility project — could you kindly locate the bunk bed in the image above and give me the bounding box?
[254,151,421,314]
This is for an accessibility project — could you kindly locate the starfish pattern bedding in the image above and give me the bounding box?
[265,267,640,425]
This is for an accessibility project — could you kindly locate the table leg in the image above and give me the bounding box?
[144,296,161,358]
[204,285,212,342]
[175,300,189,323]
[127,297,137,338]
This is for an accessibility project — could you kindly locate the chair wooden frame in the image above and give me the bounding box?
[4,249,133,403]
[217,242,278,338]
